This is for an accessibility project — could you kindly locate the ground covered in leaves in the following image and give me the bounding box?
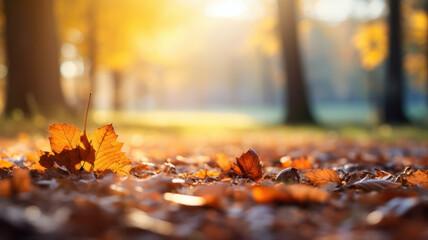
[0,125,428,240]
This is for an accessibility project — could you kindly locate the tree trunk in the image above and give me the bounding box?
[277,0,314,124]
[383,0,408,124]
[3,0,68,117]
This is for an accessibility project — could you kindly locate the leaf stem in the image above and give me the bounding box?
[84,92,92,132]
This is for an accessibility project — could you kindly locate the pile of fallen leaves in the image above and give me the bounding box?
[0,123,427,240]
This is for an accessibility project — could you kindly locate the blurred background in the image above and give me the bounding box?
[0,0,427,128]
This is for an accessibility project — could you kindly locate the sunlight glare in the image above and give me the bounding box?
[204,0,246,18]
[60,60,84,78]
[303,0,386,24]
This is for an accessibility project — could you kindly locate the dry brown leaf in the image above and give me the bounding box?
[305,168,340,187]
[406,170,428,189]
[90,124,131,175]
[230,149,263,182]
[350,179,400,192]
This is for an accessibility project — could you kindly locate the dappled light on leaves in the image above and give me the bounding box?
[1,125,428,239]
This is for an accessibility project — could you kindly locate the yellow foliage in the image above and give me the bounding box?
[55,0,196,70]
[353,22,388,70]
[405,53,427,87]
[247,1,280,56]
[406,9,428,46]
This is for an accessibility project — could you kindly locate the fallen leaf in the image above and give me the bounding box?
[79,132,96,171]
[230,149,263,182]
[0,159,14,169]
[36,123,131,175]
[293,156,313,169]
[252,184,329,204]
[350,179,400,192]
[305,168,340,187]
[90,124,131,175]
[190,169,220,179]
[41,148,82,174]
[48,123,82,153]
[280,156,312,169]
[406,170,428,189]
[276,167,300,184]
[215,153,233,172]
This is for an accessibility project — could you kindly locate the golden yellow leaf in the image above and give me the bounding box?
[0,159,14,169]
[48,123,82,153]
[90,124,131,175]
[190,169,220,179]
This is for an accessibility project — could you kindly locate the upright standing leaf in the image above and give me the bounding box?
[41,123,87,173]
[79,132,96,171]
[230,149,263,182]
[90,124,131,175]
[48,123,82,153]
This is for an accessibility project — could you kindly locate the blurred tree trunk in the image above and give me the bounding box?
[3,0,68,117]
[426,0,428,111]
[277,0,314,124]
[383,0,408,124]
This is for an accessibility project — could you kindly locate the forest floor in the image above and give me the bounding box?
[0,121,428,240]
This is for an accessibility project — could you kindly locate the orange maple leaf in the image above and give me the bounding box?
[48,123,82,153]
[36,123,130,175]
[230,149,263,182]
